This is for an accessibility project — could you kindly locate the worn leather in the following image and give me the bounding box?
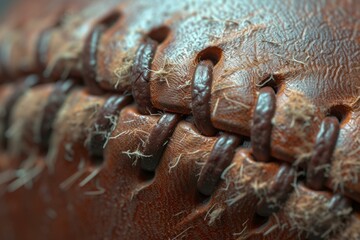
[0,0,109,79]
[0,0,359,239]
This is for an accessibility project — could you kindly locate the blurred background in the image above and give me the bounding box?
[0,0,12,15]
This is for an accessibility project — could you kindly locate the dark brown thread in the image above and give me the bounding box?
[2,75,39,148]
[131,39,158,114]
[87,94,132,164]
[306,117,340,190]
[0,11,355,238]
[191,60,217,136]
[131,26,171,115]
[251,86,276,162]
[140,113,181,171]
[197,133,241,196]
[251,85,342,191]
[256,163,295,217]
[35,14,64,72]
[39,79,76,150]
[250,85,352,236]
[82,24,106,95]
[82,11,121,95]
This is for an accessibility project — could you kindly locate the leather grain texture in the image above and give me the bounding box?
[0,0,359,239]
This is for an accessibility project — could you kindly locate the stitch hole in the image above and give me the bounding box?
[327,104,351,123]
[196,46,222,66]
[351,201,360,213]
[256,73,284,94]
[90,156,104,166]
[241,136,251,148]
[147,26,171,44]
[251,212,270,230]
[98,11,122,29]
[138,169,155,182]
[51,10,68,28]
[195,191,211,205]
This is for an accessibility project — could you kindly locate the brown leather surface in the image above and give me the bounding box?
[0,0,65,77]
[0,0,110,79]
[0,0,359,239]
[0,85,357,239]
